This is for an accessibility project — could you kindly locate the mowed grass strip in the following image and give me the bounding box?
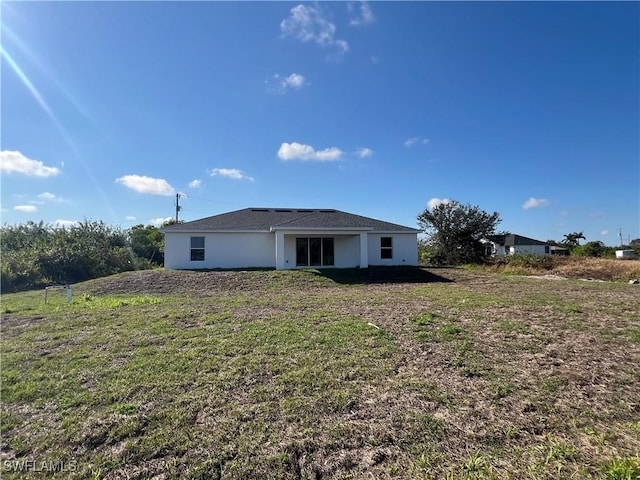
[1,267,639,479]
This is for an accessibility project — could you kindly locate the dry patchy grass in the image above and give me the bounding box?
[551,257,640,281]
[1,267,639,479]
[477,256,640,282]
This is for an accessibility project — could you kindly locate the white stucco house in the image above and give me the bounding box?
[485,234,551,256]
[162,208,419,270]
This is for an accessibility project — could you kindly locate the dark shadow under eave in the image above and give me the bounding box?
[309,266,455,285]
[160,266,457,286]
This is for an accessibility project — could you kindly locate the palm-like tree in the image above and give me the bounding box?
[563,231,586,246]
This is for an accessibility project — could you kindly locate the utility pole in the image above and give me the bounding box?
[618,228,623,246]
[175,193,182,223]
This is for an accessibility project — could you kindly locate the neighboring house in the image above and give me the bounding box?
[485,234,551,256]
[162,208,419,270]
[550,246,570,256]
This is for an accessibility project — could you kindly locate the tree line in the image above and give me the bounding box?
[1,221,164,292]
[2,203,638,291]
[417,200,640,265]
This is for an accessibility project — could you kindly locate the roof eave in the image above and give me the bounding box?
[270,226,373,232]
[162,228,270,234]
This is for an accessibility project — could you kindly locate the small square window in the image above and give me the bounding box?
[190,236,205,261]
[381,237,393,259]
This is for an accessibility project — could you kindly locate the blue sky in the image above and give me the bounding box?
[1,1,638,245]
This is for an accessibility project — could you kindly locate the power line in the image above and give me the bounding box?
[183,195,242,207]
[169,194,247,222]
[179,206,218,216]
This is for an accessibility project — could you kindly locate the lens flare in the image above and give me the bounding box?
[3,25,91,120]
[1,47,57,123]
[1,42,121,231]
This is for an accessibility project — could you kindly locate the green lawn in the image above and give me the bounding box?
[1,268,639,479]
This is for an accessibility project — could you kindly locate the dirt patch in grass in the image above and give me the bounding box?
[2,267,639,479]
[77,267,455,296]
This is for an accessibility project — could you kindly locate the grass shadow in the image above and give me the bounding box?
[312,266,455,285]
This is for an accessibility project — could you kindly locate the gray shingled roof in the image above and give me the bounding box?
[487,234,547,246]
[163,208,419,232]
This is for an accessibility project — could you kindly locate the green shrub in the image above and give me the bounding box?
[1,220,157,291]
[492,253,555,270]
[0,251,46,292]
[571,241,617,258]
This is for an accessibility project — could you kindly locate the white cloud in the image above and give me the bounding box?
[268,73,308,94]
[38,192,57,201]
[115,174,175,196]
[355,147,373,158]
[333,40,349,57]
[37,192,69,202]
[14,205,37,213]
[404,136,430,148]
[278,142,343,162]
[601,230,609,236]
[210,168,254,181]
[280,4,349,58]
[427,198,451,210]
[55,219,79,228]
[589,212,604,218]
[349,1,374,26]
[151,217,174,227]
[189,179,202,189]
[522,197,550,210]
[125,215,137,221]
[284,73,306,88]
[25,192,69,206]
[0,150,60,177]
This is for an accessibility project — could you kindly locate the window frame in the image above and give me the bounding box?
[190,236,205,262]
[322,237,334,266]
[380,236,393,259]
[296,238,309,267]
[295,237,334,267]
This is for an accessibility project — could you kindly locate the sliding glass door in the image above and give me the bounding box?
[296,237,334,267]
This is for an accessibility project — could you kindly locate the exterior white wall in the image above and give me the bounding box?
[165,231,419,269]
[511,245,549,255]
[491,244,508,256]
[367,233,418,266]
[164,232,275,269]
[336,235,361,268]
[490,243,549,256]
[282,235,296,268]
